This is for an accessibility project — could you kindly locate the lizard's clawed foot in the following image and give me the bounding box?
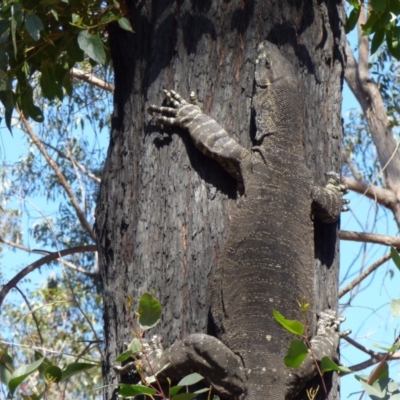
[325,172,350,213]
[147,90,200,129]
[317,309,351,338]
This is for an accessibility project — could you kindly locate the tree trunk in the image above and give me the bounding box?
[95,1,345,399]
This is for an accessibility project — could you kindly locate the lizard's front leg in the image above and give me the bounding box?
[311,172,349,223]
[286,310,350,397]
[137,333,247,399]
[148,90,250,182]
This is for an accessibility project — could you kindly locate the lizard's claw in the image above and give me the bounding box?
[163,89,188,108]
[317,309,351,338]
[148,89,200,129]
[324,171,350,213]
[189,91,199,106]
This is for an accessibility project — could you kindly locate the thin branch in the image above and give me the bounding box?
[19,113,96,241]
[344,336,400,372]
[344,17,400,227]
[14,286,44,346]
[40,139,101,184]
[0,236,100,281]
[71,68,114,93]
[357,5,369,84]
[0,245,97,308]
[0,340,101,363]
[67,151,102,184]
[339,253,391,299]
[342,150,362,181]
[340,230,400,249]
[343,177,398,210]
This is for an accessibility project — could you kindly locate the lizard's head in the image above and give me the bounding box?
[254,41,297,88]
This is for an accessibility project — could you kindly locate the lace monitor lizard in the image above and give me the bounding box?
[144,41,348,399]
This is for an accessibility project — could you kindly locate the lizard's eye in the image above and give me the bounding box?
[265,60,271,69]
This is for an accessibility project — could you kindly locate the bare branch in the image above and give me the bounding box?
[14,286,44,345]
[0,245,98,308]
[344,18,400,227]
[342,150,362,181]
[71,68,114,93]
[339,253,391,299]
[357,5,369,84]
[19,113,96,241]
[340,230,400,249]
[0,340,101,363]
[343,177,398,210]
[40,139,102,184]
[0,236,100,279]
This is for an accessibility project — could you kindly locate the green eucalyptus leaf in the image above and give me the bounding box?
[359,377,400,400]
[118,17,134,32]
[390,247,400,270]
[177,372,204,386]
[390,298,400,318]
[40,65,57,100]
[11,3,23,56]
[387,27,400,60]
[60,362,96,382]
[371,0,388,14]
[0,349,14,386]
[283,339,308,368]
[138,292,162,330]
[362,12,379,36]
[390,0,400,14]
[273,309,304,336]
[25,14,44,41]
[345,7,361,33]
[115,338,142,362]
[77,31,106,65]
[8,358,44,394]
[118,384,157,397]
[320,357,352,373]
[43,365,62,384]
[371,29,386,55]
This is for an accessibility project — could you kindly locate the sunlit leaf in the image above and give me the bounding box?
[43,365,62,384]
[345,7,361,33]
[283,339,308,368]
[177,373,204,386]
[118,384,157,397]
[118,17,134,32]
[371,29,385,55]
[60,363,96,382]
[8,358,44,394]
[138,292,162,330]
[273,309,304,336]
[77,31,106,65]
[320,357,352,373]
[390,247,400,270]
[391,298,400,318]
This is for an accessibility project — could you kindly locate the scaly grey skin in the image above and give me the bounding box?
[144,41,348,399]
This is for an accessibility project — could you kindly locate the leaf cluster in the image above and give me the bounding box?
[346,0,400,59]
[0,0,131,129]
[115,293,217,400]
[0,348,96,399]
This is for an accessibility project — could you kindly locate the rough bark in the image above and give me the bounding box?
[95,1,346,399]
